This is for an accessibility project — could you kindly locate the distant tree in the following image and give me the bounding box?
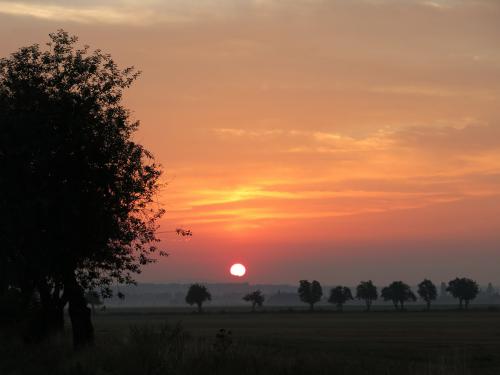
[417,279,437,310]
[298,280,323,311]
[446,278,479,310]
[381,281,416,311]
[0,31,164,348]
[356,280,378,311]
[328,286,353,311]
[243,290,265,312]
[186,284,211,313]
[84,291,103,315]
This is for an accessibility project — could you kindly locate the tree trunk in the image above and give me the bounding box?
[197,302,203,313]
[366,300,371,311]
[34,281,65,339]
[251,302,256,312]
[45,302,65,334]
[426,301,431,311]
[309,302,314,312]
[465,300,469,310]
[67,278,94,350]
[52,284,65,332]
[337,303,343,312]
[459,299,463,310]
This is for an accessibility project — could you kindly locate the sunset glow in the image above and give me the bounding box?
[2,0,499,285]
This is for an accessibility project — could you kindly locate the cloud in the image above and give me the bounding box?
[0,1,191,25]
[368,85,499,100]
[212,123,500,157]
[189,122,500,228]
[0,0,486,26]
[212,128,285,137]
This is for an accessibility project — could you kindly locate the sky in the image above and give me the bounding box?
[1,0,499,285]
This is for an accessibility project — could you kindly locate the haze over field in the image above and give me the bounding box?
[1,0,499,284]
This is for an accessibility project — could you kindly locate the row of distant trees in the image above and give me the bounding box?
[185,283,265,313]
[185,278,482,313]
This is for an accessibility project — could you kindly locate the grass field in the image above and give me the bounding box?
[2,307,500,374]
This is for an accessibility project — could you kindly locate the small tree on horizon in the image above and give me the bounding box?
[298,280,323,311]
[417,279,437,310]
[186,284,211,313]
[446,277,479,310]
[381,281,416,311]
[356,280,378,311]
[243,290,265,312]
[328,286,353,311]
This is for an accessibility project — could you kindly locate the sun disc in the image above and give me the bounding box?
[230,263,246,277]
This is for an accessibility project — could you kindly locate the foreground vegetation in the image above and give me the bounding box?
[2,308,500,375]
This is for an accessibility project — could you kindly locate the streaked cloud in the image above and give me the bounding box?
[168,122,500,229]
[368,85,499,99]
[0,1,191,24]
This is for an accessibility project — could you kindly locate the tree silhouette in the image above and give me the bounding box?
[356,280,378,311]
[0,31,163,348]
[186,284,211,313]
[328,286,353,311]
[298,280,323,311]
[381,281,416,311]
[446,277,479,310]
[417,279,437,310]
[243,290,265,312]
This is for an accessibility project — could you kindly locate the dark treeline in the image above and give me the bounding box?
[184,277,488,313]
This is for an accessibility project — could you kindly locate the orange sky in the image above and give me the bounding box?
[1,0,499,284]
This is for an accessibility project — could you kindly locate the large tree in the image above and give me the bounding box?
[186,284,211,313]
[0,31,164,348]
[417,279,437,311]
[446,277,479,310]
[356,280,378,311]
[298,280,323,311]
[381,281,416,311]
[328,286,353,312]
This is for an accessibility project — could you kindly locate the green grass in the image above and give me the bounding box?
[2,308,500,374]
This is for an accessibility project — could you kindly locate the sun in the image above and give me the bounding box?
[230,263,246,277]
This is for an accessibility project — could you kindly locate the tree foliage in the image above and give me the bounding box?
[298,280,323,311]
[0,30,164,347]
[185,284,211,313]
[446,277,479,309]
[417,279,437,310]
[243,290,265,312]
[328,286,353,311]
[381,281,416,310]
[356,280,378,311]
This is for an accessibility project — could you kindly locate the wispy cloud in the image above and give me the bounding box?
[173,122,500,229]
[0,1,191,25]
[212,128,285,137]
[369,85,499,100]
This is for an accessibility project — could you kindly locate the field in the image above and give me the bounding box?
[2,307,500,375]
